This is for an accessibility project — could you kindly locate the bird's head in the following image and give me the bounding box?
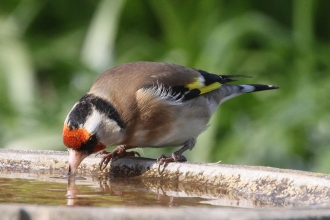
[63,124,106,175]
[63,94,126,175]
[63,94,107,175]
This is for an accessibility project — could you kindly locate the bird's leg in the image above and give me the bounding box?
[97,145,140,171]
[157,138,196,165]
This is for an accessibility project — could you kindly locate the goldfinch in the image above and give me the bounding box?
[63,62,278,174]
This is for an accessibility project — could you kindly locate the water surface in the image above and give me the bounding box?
[0,172,328,208]
[0,177,210,207]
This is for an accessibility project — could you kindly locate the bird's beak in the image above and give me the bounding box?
[68,148,89,175]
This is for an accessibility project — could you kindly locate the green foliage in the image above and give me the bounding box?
[1,0,330,172]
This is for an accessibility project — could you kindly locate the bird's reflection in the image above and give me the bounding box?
[65,175,180,207]
[66,176,123,206]
[65,175,261,208]
[66,176,80,206]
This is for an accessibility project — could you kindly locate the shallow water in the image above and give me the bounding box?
[0,172,328,208]
[0,177,211,207]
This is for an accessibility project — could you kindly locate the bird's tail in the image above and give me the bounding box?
[192,69,279,104]
[217,84,279,104]
[238,84,279,93]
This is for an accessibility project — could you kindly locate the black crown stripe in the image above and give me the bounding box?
[68,94,125,130]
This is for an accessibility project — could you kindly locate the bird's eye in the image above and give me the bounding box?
[86,135,98,145]
[78,134,99,154]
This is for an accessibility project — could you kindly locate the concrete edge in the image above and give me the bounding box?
[1,149,330,201]
[1,204,330,220]
[1,149,330,219]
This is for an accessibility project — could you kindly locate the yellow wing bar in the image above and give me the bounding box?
[185,77,222,95]
[198,82,221,94]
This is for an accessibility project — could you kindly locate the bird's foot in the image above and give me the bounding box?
[96,145,140,171]
[157,153,187,165]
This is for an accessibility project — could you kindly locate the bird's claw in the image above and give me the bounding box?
[99,156,112,171]
[95,149,108,157]
[98,145,141,171]
[157,153,187,165]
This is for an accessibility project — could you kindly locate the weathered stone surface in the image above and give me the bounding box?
[1,204,330,220]
[1,149,330,219]
[110,157,330,207]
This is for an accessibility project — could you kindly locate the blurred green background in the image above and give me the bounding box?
[1,0,330,173]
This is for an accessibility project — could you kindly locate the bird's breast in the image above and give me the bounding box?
[126,98,214,148]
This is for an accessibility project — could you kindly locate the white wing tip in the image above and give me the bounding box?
[240,85,255,93]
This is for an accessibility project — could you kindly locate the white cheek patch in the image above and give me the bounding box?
[84,108,103,133]
[84,107,123,145]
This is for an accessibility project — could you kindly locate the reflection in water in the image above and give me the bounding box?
[1,173,329,208]
[62,176,330,208]
[65,177,207,207]
[66,177,79,206]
